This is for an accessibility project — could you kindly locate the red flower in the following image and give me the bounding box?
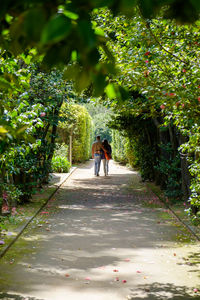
[160,104,165,110]
[144,51,150,56]
[198,96,200,102]
[40,112,46,117]
[182,69,186,73]
[169,93,175,97]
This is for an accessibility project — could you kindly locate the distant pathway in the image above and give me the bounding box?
[0,160,199,300]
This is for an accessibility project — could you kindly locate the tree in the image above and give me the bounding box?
[0,65,69,212]
[95,8,200,218]
[0,0,200,98]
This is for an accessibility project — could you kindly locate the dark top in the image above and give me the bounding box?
[101,144,112,159]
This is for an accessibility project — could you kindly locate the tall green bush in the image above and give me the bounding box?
[58,103,94,163]
[111,130,128,164]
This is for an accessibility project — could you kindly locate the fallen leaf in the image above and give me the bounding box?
[85,277,91,281]
[65,274,70,277]
[124,258,130,262]
[173,253,177,256]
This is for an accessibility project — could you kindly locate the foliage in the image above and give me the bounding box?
[84,100,113,142]
[0,62,70,209]
[0,0,199,102]
[110,112,157,181]
[154,144,182,200]
[95,8,200,219]
[111,130,128,164]
[58,103,94,163]
[53,143,69,158]
[0,183,22,207]
[51,156,71,173]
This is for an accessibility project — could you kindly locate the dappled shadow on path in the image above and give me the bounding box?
[0,162,199,300]
[0,293,42,300]
[128,282,200,299]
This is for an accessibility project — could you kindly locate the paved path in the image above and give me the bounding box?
[0,160,199,300]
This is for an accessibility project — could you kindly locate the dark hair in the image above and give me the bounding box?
[102,139,109,146]
[96,136,101,140]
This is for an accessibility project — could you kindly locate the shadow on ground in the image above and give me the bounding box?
[0,161,199,300]
[128,282,200,299]
[0,293,42,300]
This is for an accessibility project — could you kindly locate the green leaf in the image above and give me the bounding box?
[63,10,79,20]
[41,14,72,44]
[0,126,8,134]
[0,77,12,90]
[63,64,80,80]
[93,73,107,97]
[24,8,46,42]
[94,26,105,37]
[16,126,28,134]
[78,20,96,48]
[42,45,71,67]
[75,70,91,92]
[105,83,118,99]
[101,44,115,63]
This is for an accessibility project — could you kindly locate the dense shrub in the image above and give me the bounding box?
[111,130,128,164]
[58,103,94,163]
[51,156,71,173]
[0,64,70,211]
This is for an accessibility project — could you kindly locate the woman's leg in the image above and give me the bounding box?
[102,159,106,175]
[106,160,109,175]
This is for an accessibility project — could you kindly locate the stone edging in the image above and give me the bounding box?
[0,167,77,259]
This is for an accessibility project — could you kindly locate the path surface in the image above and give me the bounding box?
[0,160,199,300]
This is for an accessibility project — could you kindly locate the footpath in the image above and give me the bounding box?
[0,160,199,300]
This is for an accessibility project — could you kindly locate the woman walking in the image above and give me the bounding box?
[101,139,112,176]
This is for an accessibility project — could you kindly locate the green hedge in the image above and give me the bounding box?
[58,103,94,163]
